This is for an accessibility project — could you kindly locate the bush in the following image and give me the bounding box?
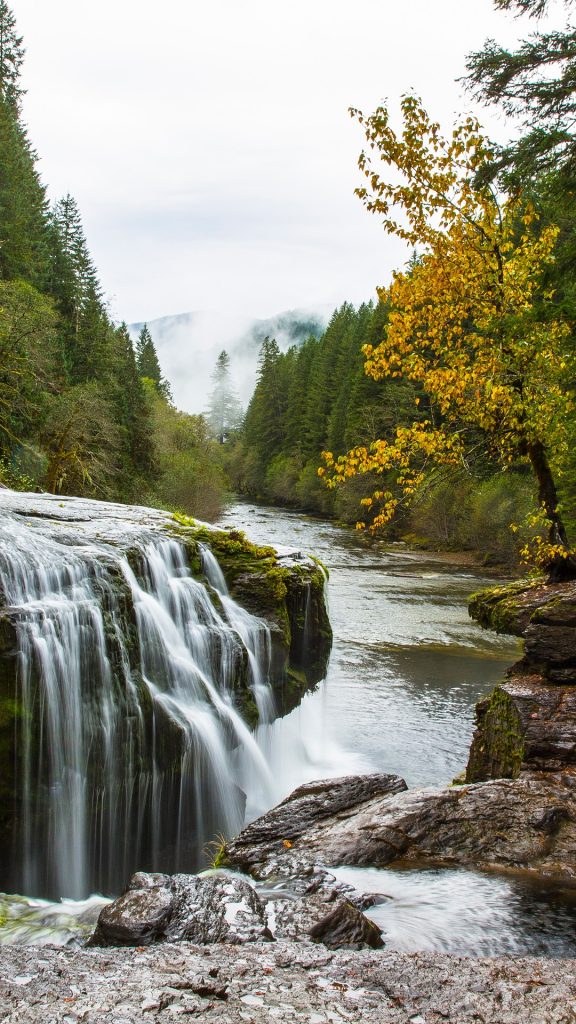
[464,473,537,568]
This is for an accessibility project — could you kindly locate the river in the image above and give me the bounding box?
[217,503,576,959]
[218,501,520,796]
[2,499,576,956]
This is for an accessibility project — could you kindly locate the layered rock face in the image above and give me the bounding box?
[467,579,576,781]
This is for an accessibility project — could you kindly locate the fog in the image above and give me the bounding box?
[130,305,333,414]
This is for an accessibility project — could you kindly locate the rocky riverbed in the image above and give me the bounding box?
[2,939,576,1023]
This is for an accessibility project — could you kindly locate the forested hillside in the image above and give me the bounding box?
[0,2,225,518]
[232,0,576,571]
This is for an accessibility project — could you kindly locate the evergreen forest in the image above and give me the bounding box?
[0,1,225,520]
[230,0,576,572]
[2,0,576,572]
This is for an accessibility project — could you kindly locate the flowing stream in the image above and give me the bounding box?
[2,496,576,956]
[217,502,521,789]
[215,503,576,958]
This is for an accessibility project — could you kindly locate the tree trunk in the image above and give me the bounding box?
[527,439,576,580]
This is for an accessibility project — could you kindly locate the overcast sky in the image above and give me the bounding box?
[14,0,539,325]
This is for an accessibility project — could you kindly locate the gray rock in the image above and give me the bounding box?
[226,771,576,880]
[90,872,272,947]
[165,873,272,944]
[2,939,576,1023]
[467,676,576,779]
[308,899,384,949]
[226,772,407,875]
[89,884,173,947]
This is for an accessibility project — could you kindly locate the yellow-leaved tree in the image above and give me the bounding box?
[319,96,574,578]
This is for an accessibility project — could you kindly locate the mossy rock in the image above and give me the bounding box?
[468,578,546,637]
[465,684,525,782]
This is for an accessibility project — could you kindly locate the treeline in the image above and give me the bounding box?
[228,303,539,566]
[0,2,225,519]
[230,0,576,569]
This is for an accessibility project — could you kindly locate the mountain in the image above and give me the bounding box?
[129,306,332,414]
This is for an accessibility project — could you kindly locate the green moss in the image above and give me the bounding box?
[468,578,545,636]
[234,688,260,730]
[171,514,277,562]
[466,685,525,782]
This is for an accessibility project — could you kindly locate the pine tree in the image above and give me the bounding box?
[465,2,576,182]
[112,323,156,482]
[207,350,242,443]
[243,337,288,464]
[0,97,51,287]
[135,324,172,400]
[0,1,24,109]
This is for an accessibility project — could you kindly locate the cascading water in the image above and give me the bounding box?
[0,505,278,900]
[200,544,275,725]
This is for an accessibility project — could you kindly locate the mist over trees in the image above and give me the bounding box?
[207,350,243,443]
[232,0,576,571]
[0,2,227,520]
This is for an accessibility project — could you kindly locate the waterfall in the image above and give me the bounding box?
[0,509,277,900]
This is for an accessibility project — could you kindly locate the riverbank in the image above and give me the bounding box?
[2,938,575,1023]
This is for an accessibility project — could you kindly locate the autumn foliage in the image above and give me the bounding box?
[320,96,574,575]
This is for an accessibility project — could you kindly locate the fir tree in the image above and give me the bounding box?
[0,1,24,109]
[207,350,242,443]
[110,323,157,484]
[466,2,576,182]
[135,324,172,400]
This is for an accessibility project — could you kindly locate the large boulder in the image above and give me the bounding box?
[225,771,576,881]
[225,773,407,876]
[466,676,576,780]
[90,872,272,947]
[469,578,576,684]
[89,868,385,951]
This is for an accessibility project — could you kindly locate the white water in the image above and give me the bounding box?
[0,501,287,899]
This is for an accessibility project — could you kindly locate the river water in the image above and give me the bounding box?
[216,503,576,959]
[218,502,520,792]
[3,500,576,956]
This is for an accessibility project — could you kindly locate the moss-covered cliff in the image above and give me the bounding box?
[466,578,576,782]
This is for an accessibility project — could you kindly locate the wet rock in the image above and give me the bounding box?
[226,772,407,875]
[165,873,272,944]
[226,771,576,880]
[466,676,576,780]
[308,900,384,949]
[90,872,272,947]
[469,578,576,684]
[89,884,173,947]
[467,577,576,783]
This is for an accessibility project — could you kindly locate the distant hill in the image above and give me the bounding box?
[129,306,332,414]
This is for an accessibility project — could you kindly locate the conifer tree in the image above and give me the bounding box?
[243,337,288,464]
[112,323,156,481]
[135,324,172,400]
[0,97,51,287]
[466,0,576,182]
[0,1,24,109]
[207,350,242,443]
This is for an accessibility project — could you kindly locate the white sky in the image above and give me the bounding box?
[14,0,542,324]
